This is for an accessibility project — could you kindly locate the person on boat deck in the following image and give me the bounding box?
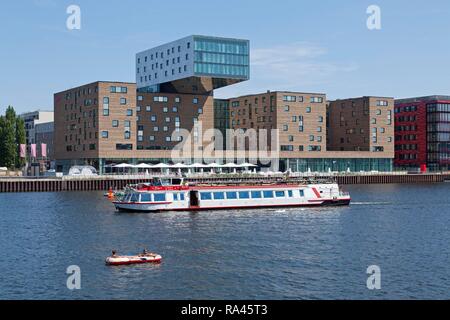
[112,250,118,257]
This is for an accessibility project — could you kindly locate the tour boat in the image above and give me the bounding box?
[112,177,351,212]
[105,253,162,266]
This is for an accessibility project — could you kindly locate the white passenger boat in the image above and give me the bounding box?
[113,178,351,212]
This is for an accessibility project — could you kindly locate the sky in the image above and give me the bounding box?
[1,0,450,114]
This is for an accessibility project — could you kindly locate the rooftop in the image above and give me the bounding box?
[395,95,450,104]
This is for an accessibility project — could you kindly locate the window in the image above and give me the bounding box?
[251,191,262,199]
[200,192,212,200]
[284,105,290,112]
[146,106,152,112]
[288,190,293,197]
[120,98,127,105]
[263,190,274,198]
[299,190,305,197]
[126,109,133,116]
[154,194,167,202]
[226,192,238,199]
[283,95,296,102]
[275,191,285,198]
[151,115,157,122]
[103,97,109,116]
[140,194,152,202]
[310,97,323,103]
[101,131,109,138]
[213,192,225,200]
[239,191,250,199]
[193,98,199,104]
[112,120,119,127]
[306,107,311,113]
[124,131,131,139]
[377,100,389,106]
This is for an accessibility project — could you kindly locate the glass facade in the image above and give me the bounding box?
[282,158,393,173]
[193,36,249,79]
[427,103,450,170]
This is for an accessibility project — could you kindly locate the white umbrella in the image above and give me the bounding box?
[113,163,133,175]
[223,163,240,168]
[113,163,134,168]
[240,162,257,168]
[189,163,206,168]
[152,163,171,168]
[134,163,153,169]
[172,163,189,168]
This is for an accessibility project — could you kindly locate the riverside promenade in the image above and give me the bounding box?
[1,172,450,193]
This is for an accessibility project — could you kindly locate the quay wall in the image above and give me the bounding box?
[0,174,450,193]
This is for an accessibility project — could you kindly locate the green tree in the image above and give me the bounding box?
[0,116,6,166]
[15,116,26,168]
[0,107,17,169]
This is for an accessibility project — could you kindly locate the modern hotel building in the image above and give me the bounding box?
[54,36,250,173]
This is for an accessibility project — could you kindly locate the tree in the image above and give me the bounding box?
[0,107,17,169]
[15,117,26,168]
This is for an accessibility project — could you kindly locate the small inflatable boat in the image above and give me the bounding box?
[105,254,162,266]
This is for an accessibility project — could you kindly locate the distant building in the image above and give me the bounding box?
[35,122,54,160]
[394,95,450,171]
[19,110,54,145]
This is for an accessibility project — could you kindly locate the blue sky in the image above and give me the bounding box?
[1,0,450,114]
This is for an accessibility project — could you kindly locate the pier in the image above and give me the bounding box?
[0,172,449,193]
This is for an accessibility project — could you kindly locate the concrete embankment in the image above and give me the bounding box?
[0,173,449,193]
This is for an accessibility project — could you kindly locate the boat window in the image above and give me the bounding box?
[299,190,305,197]
[213,192,225,200]
[288,190,293,197]
[275,191,285,198]
[239,191,250,199]
[125,194,132,202]
[140,193,152,202]
[200,192,212,200]
[173,193,178,201]
[130,193,139,202]
[263,190,274,198]
[251,191,262,199]
[226,192,237,199]
[154,193,166,202]
[179,193,185,201]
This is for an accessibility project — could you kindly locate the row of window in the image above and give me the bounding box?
[282,95,324,103]
[125,192,185,203]
[137,43,190,64]
[199,189,304,201]
[281,145,322,152]
[395,105,418,113]
[138,55,188,73]
[139,66,188,82]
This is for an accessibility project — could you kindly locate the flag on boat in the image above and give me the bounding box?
[20,144,26,158]
[31,144,37,158]
[41,143,47,157]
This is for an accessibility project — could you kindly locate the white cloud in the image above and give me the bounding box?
[216,42,358,98]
